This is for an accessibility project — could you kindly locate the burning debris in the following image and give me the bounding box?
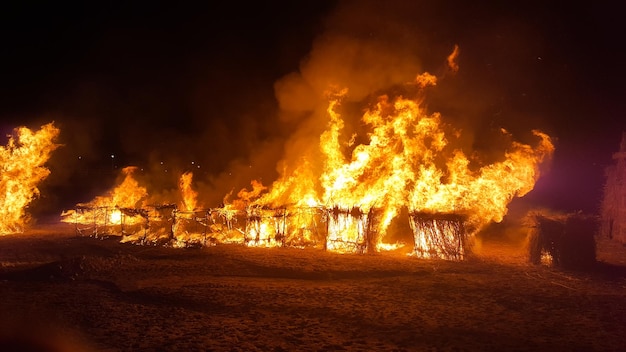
[0,122,60,234]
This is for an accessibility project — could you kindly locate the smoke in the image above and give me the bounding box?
[275,2,429,117]
[269,1,427,196]
[268,0,548,195]
[18,1,557,217]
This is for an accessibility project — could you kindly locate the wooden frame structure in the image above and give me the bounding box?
[68,204,470,260]
[408,212,467,260]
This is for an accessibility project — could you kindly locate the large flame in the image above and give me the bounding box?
[0,122,60,234]
[62,48,554,257]
[179,171,198,211]
[235,69,553,253]
[61,166,148,227]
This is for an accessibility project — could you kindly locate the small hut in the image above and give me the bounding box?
[325,206,379,253]
[600,131,626,244]
[527,212,597,270]
[244,206,287,247]
[408,212,467,260]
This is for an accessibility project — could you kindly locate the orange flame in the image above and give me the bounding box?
[61,166,148,226]
[63,47,554,256]
[0,122,60,234]
[235,67,553,252]
[179,171,198,211]
[447,44,460,73]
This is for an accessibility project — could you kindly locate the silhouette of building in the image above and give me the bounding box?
[601,132,626,243]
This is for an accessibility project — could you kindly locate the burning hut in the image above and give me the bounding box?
[527,212,597,269]
[600,132,626,244]
[205,207,246,245]
[243,205,326,248]
[325,206,379,253]
[409,212,467,260]
[171,209,210,247]
[244,206,287,247]
[67,204,175,244]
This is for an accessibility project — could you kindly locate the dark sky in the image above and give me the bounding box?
[1,1,624,217]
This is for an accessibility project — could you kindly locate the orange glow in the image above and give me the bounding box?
[0,122,60,234]
[179,171,198,211]
[447,44,460,73]
[61,166,148,228]
[228,58,553,254]
[63,47,554,258]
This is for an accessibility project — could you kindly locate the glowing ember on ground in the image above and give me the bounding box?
[0,122,60,234]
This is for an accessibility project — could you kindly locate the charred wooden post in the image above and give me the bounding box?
[408,212,467,260]
[170,207,178,241]
[365,207,382,253]
[101,207,108,236]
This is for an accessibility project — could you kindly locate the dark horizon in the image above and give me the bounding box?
[1,1,624,220]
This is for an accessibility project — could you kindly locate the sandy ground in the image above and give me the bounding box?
[0,223,625,351]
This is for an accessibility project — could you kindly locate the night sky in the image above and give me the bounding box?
[1,1,624,219]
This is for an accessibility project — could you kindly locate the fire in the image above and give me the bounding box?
[179,171,198,211]
[234,68,553,255]
[62,168,236,247]
[0,122,60,234]
[62,48,554,259]
[447,44,460,73]
[61,166,148,231]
